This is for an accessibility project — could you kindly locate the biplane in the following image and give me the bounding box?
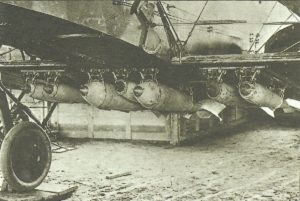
[0,0,299,192]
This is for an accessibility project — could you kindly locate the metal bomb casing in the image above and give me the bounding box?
[115,80,138,103]
[239,81,284,109]
[207,81,248,107]
[81,81,142,111]
[29,82,85,103]
[133,81,195,112]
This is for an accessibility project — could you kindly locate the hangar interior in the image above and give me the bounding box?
[1,0,261,144]
[0,1,299,201]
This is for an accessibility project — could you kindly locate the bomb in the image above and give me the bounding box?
[239,81,284,110]
[114,80,138,103]
[133,81,196,112]
[29,82,85,103]
[207,81,249,107]
[81,81,142,111]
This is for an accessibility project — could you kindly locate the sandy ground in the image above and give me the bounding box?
[1,120,300,200]
[42,120,299,201]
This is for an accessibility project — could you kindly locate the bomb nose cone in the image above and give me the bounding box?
[207,82,220,98]
[115,80,126,93]
[133,86,144,97]
[43,84,54,94]
[239,82,253,96]
[80,85,89,96]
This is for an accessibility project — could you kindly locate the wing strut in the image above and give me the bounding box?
[0,81,57,133]
[156,0,182,57]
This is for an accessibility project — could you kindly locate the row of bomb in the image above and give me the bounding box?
[26,76,300,119]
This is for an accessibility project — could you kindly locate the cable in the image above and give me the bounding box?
[116,1,194,23]
[280,40,300,53]
[182,1,209,48]
[256,13,294,52]
[162,2,199,18]
[285,5,300,22]
[171,26,242,40]
[0,48,17,56]
[167,13,194,23]
[248,1,277,52]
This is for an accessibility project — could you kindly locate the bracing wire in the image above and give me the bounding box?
[161,2,199,18]
[182,1,209,49]
[248,1,278,51]
[119,1,296,52]
[0,48,17,56]
[280,40,300,53]
[256,13,294,53]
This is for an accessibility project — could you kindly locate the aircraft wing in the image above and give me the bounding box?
[0,3,169,70]
[2,2,300,88]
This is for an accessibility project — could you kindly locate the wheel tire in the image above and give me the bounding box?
[0,121,51,192]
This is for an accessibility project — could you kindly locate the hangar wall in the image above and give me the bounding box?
[51,104,177,142]
[50,104,168,141]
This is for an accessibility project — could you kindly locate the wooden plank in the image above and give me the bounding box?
[105,172,132,180]
[131,132,169,141]
[263,21,300,25]
[0,60,66,71]
[0,182,77,201]
[157,20,247,26]
[169,113,180,145]
[125,113,132,140]
[172,52,300,67]
[131,125,166,133]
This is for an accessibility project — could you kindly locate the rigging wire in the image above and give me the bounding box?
[248,1,278,51]
[177,27,241,39]
[285,5,300,22]
[182,1,209,49]
[121,1,279,38]
[116,1,194,23]
[171,26,242,40]
[256,13,294,52]
[166,12,193,23]
[0,48,17,57]
[120,1,297,52]
[161,2,199,18]
[280,40,300,53]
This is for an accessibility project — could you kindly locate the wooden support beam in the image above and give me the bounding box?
[169,113,180,145]
[158,20,247,26]
[0,60,66,71]
[0,90,13,135]
[0,182,77,200]
[42,102,58,127]
[172,52,300,67]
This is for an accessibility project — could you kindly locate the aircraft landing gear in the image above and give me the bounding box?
[0,82,54,192]
[0,122,51,192]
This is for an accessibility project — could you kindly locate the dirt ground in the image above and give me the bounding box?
[1,120,300,201]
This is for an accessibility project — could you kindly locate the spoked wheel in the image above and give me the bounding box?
[0,121,51,192]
